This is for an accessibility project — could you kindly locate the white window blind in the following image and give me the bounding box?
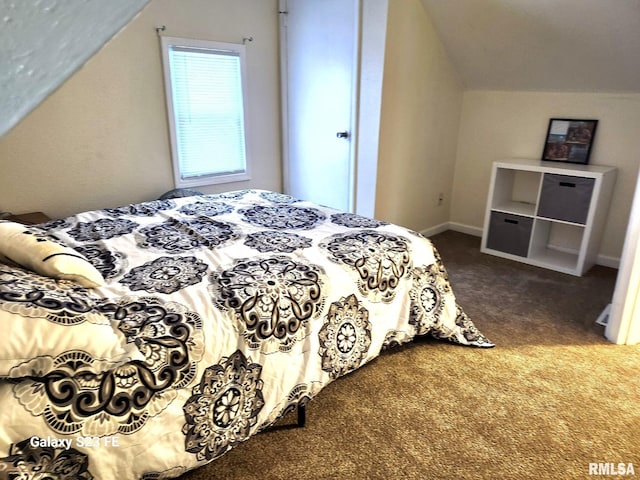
[161,37,251,187]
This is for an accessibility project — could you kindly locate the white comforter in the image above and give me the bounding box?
[0,190,491,479]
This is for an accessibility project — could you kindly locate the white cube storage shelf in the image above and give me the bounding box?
[481,159,617,276]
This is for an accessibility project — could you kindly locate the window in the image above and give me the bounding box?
[161,36,251,187]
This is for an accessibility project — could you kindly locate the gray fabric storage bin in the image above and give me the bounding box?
[537,174,594,224]
[486,211,533,257]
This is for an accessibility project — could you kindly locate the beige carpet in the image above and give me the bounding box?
[180,231,640,480]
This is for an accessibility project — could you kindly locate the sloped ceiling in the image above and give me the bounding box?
[2,0,637,139]
[421,0,640,93]
[0,0,149,137]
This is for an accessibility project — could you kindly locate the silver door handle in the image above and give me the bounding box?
[336,131,349,139]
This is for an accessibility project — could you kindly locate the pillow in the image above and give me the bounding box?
[0,264,143,378]
[0,221,105,288]
[158,188,203,199]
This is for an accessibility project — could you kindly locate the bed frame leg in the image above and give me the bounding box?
[297,404,306,428]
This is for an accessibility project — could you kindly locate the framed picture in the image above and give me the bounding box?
[542,118,598,164]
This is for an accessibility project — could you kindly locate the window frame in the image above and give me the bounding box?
[160,36,252,188]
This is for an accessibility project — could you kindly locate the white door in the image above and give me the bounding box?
[280,0,359,212]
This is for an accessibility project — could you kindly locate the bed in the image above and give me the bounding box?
[0,189,492,479]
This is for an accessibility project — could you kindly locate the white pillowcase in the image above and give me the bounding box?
[0,221,105,288]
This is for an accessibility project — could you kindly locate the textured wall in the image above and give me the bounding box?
[0,0,282,219]
[0,0,149,136]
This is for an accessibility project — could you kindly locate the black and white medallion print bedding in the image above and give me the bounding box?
[0,190,492,480]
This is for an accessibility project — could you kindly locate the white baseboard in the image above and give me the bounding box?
[596,254,620,269]
[420,222,482,238]
[420,222,449,237]
[448,222,483,237]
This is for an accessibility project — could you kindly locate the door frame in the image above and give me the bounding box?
[278,0,362,212]
[278,1,291,200]
[606,167,640,345]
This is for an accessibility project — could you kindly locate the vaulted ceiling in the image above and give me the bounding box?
[421,0,640,93]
